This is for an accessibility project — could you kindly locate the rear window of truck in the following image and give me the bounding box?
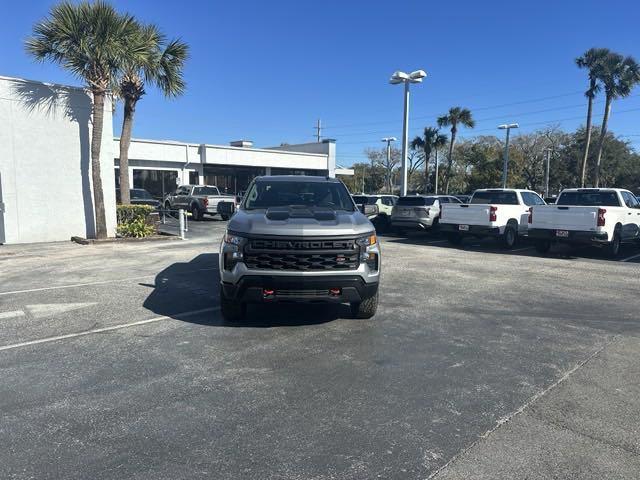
[397,196,436,206]
[470,191,518,205]
[556,191,621,206]
[352,196,378,205]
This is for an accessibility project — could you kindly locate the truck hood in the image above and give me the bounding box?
[228,208,375,237]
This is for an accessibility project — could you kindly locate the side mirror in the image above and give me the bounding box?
[217,201,236,217]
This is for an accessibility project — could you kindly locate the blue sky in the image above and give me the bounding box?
[2,0,640,166]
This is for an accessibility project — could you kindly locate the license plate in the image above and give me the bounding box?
[458,224,469,231]
[556,230,569,238]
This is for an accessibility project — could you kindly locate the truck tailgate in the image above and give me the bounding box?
[531,205,599,231]
[441,204,491,226]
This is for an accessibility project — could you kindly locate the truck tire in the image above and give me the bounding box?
[164,201,171,211]
[501,224,517,249]
[605,229,621,258]
[447,233,463,245]
[220,285,245,322]
[221,214,230,221]
[351,291,378,319]
[191,205,202,221]
[534,240,552,254]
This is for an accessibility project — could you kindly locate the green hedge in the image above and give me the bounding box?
[116,205,156,238]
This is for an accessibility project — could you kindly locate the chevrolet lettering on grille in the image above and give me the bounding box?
[251,240,355,250]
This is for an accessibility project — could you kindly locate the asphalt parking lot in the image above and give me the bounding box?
[1,223,639,479]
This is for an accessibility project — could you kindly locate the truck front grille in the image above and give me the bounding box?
[244,238,360,271]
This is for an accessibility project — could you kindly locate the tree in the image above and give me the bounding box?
[432,132,448,194]
[365,147,400,193]
[410,127,439,193]
[593,53,640,187]
[575,48,610,187]
[437,107,475,193]
[117,25,188,204]
[26,1,142,238]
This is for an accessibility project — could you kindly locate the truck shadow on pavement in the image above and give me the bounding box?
[143,253,351,327]
[385,232,640,263]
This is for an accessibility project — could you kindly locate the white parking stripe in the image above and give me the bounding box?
[0,307,220,352]
[0,268,218,296]
[0,310,26,320]
[620,252,640,262]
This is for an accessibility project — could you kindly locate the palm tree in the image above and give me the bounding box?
[437,107,475,193]
[26,1,142,239]
[575,48,610,187]
[410,127,439,193]
[117,25,188,204]
[593,53,640,187]
[432,132,448,195]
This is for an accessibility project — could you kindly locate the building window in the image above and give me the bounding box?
[271,168,327,176]
[132,169,179,200]
[203,165,265,195]
[189,170,199,185]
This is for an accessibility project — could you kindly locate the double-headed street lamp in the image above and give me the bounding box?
[498,123,519,188]
[381,137,396,193]
[390,70,427,196]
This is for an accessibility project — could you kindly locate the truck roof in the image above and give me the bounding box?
[473,188,535,193]
[560,188,627,193]
[254,175,339,183]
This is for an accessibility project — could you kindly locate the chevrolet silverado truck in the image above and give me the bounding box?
[164,185,236,221]
[528,188,640,256]
[440,188,546,248]
[219,176,381,321]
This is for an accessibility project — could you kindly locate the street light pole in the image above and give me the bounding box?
[498,123,519,188]
[390,70,427,196]
[381,137,396,193]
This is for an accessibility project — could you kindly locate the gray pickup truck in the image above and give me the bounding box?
[163,185,236,221]
[218,175,381,321]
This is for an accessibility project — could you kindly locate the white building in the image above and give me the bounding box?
[0,75,352,244]
[0,75,117,244]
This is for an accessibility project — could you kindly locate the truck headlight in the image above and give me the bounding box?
[222,232,246,271]
[356,233,379,272]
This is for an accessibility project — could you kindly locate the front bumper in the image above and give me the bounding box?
[222,275,379,303]
[528,228,608,244]
[440,223,501,236]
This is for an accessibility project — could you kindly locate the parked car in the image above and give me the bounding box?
[455,195,471,203]
[219,175,380,321]
[116,188,161,209]
[440,188,546,248]
[528,188,640,256]
[390,195,462,234]
[352,195,398,230]
[352,195,380,221]
[544,196,558,204]
[163,185,236,221]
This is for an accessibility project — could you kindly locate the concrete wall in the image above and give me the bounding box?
[202,144,328,170]
[268,141,336,177]
[0,76,116,244]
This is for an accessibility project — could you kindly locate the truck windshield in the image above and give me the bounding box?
[243,180,355,211]
[397,197,436,206]
[556,191,621,206]
[470,191,518,205]
[193,187,219,196]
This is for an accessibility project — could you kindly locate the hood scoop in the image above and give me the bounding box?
[265,206,337,221]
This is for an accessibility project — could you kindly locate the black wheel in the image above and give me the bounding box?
[605,230,621,258]
[220,285,245,322]
[447,233,463,245]
[350,291,378,319]
[191,205,202,221]
[534,240,551,254]
[501,224,517,249]
[221,214,230,221]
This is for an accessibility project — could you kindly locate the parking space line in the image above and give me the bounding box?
[0,310,26,320]
[620,252,640,262]
[0,307,220,352]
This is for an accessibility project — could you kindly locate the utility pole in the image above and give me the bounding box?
[544,148,552,197]
[498,123,519,188]
[315,119,322,143]
[381,137,396,194]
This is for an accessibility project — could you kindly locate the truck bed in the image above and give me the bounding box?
[530,205,600,231]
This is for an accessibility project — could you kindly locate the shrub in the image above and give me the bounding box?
[116,205,156,238]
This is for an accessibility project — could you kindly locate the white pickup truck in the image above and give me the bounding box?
[528,188,640,256]
[440,188,546,248]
